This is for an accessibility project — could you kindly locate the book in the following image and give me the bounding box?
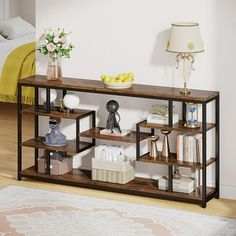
[176,132,189,161]
[177,133,207,163]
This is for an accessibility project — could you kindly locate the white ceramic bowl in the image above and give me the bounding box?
[103,81,133,89]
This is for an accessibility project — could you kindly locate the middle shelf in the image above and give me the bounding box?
[138,153,216,169]
[80,127,150,143]
[21,136,90,153]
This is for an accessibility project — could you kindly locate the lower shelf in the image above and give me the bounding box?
[20,166,216,204]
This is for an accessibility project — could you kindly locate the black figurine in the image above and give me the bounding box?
[106,100,121,133]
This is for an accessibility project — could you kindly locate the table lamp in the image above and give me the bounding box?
[166,22,204,95]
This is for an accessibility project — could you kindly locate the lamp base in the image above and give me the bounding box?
[180,83,191,95]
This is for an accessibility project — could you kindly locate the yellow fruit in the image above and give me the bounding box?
[110,77,116,82]
[101,75,106,81]
[128,72,134,78]
[104,76,111,82]
[124,77,133,82]
[118,75,125,81]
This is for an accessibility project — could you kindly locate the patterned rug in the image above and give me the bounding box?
[0,186,235,236]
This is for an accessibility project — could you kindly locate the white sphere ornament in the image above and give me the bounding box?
[40,89,57,103]
[63,93,80,110]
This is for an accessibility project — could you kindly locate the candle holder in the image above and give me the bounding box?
[149,135,160,159]
[161,130,171,158]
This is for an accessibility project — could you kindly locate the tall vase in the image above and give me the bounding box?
[149,135,160,159]
[47,54,62,80]
[161,130,171,159]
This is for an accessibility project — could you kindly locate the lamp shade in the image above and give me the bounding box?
[166,22,204,53]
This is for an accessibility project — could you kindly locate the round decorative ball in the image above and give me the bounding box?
[40,89,57,103]
[63,93,80,110]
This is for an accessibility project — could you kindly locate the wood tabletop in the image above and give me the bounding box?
[19,75,219,102]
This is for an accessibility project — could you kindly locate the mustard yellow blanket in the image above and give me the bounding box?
[0,42,35,105]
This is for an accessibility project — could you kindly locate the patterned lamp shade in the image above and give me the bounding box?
[166,22,204,53]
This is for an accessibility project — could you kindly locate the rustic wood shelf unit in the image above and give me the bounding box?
[18,75,220,208]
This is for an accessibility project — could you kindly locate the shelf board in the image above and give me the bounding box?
[21,166,216,201]
[19,75,219,103]
[21,137,89,153]
[21,105,93,119]
[139,120,215,133]
[138,153,216,169]
[80,127,150,143]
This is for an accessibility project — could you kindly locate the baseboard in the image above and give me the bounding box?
[220,184,236,200]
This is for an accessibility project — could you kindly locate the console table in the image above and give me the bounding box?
[18,75,220,208]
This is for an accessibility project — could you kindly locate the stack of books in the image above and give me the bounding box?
[158,176,196,193]
[176,133,202,163]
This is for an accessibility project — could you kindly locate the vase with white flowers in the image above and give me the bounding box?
[38,28,74,80]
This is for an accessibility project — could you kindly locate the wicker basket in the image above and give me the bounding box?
[92,157,135,184]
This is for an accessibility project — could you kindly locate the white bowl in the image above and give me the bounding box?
[103,81,133,89]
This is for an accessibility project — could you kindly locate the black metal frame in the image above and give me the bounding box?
[17,85,96,180]
[135,97,220,208]
[17,81,220,208]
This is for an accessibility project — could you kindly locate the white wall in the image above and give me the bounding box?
[9,0,35,26]
[36,0,236,199]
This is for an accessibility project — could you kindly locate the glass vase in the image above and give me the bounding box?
[47,54,62,80]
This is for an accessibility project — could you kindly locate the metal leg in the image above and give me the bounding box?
[92,111,96,146]
[46,88,51,113]
[45,150,50,175]
[136,123,141,161]
[168,100,173,191]
[182,102,186,122]
[17,84,22,181]
[168,100,173,127]
[215,96,220,199]
[34,87,39,171]
[202,102,207,207]
[168,166,173,192]
[76,118,80,153]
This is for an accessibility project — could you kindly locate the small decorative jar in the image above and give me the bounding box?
[185,103,200,128]
[47,54,62,80]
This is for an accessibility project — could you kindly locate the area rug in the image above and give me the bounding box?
[0,186,235,236]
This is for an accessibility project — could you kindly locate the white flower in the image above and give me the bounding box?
[53,37,60,43]
[54,29,62,37]
[62,42,70,49]
[60,36,67,44]
[46,43,56,52]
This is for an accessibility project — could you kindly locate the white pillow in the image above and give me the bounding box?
[0,16,35,40]
[0,34,6,42]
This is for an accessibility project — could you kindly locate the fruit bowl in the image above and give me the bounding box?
[101,73,134,90]
[103,81,133,89]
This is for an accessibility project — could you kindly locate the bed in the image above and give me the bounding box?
[0,16,36,104]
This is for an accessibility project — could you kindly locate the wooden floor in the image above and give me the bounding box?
[0,102,236,218]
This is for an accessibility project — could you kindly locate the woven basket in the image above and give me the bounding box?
[92,157,135,184]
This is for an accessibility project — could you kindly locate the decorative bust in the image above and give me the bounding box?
[44,117,67,146]
[106,100,121,133]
